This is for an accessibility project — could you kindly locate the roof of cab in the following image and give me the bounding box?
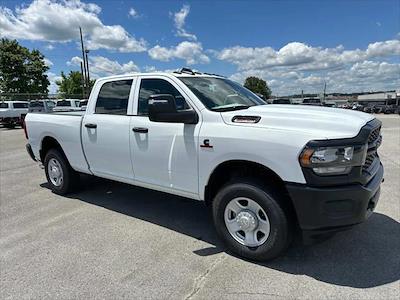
[96,68,225,81]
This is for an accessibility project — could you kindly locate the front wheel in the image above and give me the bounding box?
[212,180,292,261]
[44,149,79,195]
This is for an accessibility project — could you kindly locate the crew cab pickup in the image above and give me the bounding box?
[0,101,29,127]
[53,99,82,112]
[24,70,384,261]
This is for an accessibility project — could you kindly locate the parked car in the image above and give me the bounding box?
[28,100,56,113]
[0,101,29,127]
[323,102,336,108]
[372,105,383,114]
[363,106,373,113]
[79,99,89,110]
[271,98,291,104]
[352,104,364,111]
[24,70,384,261]
[382,106,395,114]
[302,98,322,106]
[53,99,82,112]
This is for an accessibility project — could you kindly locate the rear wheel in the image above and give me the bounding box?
[44,149,79,195]
[212,180,292,261]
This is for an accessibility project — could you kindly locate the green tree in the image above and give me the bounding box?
[244,76,272,100]
[0,38,50,95]
[56,71,95,97]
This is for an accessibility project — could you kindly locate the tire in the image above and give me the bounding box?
[44,149,79,195]
[212,180,292,261]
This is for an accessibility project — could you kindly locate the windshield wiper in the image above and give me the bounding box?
[211,104,252,112]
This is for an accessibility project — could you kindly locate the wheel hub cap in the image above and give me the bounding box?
[224,197,271,247]
[48,158,63,187]
[235,211,258,231]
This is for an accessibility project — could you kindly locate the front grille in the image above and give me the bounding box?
[363,152,378,170]
[368,126,381,144]
[363,125,381,172]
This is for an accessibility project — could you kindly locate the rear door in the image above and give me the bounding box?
[82,78,135,180]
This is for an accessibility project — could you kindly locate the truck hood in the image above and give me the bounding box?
[220,104,375,140]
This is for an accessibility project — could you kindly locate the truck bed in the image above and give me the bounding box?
[25,112,90,174]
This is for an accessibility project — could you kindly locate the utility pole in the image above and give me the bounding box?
[80,62,85,100]
[79,27,88,98]
[85,49,90,93]
[323,81,327,102]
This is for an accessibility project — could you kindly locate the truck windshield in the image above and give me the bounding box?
[0,103,9,108]
[179,77,265,111]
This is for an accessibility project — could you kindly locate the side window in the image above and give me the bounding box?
[13,103,29,108]
[138,78,190,116]
[95,79,133,115]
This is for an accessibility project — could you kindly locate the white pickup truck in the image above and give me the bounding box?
[0,101,29,127]
[24,69,384,261]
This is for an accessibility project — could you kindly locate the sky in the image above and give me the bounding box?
[0,0,399,95]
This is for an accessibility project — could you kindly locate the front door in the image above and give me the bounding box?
[130,76,200,195]
[82,78,135,180]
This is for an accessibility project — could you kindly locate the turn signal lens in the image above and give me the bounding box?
[299,148,314,166]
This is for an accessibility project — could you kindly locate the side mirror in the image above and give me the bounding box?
[148,94,198,124]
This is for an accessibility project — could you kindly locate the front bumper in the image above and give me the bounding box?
[286,163,384,243]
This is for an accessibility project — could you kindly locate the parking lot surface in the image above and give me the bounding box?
[1,115,399,299]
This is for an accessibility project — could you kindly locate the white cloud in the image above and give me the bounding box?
[0,0,147,52]
[218,39,400,95]
[230,60,400,95]
[45,44,55,50]
[67,55,140,77]
[173,5,197,41]
[128,8,139,18]
[216,39,400,71]
[67,56,83,66]
[148,41,209,65]
[47,71,61,94]
[43,58,53,67]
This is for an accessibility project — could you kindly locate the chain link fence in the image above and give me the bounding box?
[0,93,86,101]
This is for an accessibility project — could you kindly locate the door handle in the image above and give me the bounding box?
[132,127,148,133]
[85,123,97,129]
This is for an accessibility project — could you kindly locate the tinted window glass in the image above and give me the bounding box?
[13,102,29,108]
[272,99,291,104]
[0,103,9,108]
[47,101,56,108]
[57,100,72,107]
[29,101,44,108]
[138,78,189,115]
[95,80,132,115]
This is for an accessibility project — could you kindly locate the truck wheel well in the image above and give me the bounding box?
[40,136,66,162]
[204,160,298,227]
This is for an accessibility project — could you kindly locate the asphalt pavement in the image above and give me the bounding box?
[0,114,399,299]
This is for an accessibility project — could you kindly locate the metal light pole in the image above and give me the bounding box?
[80,61,86,99]
[85,49,90,96]
[79,27,88,98]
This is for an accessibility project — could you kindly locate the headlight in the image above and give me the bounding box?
[299,145,366,175]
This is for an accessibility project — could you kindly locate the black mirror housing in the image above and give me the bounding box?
[148,94,198,124]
